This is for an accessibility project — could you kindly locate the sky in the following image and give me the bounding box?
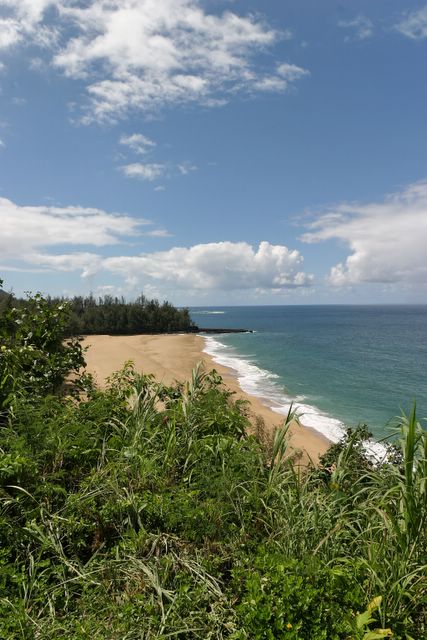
[1,0,427,305]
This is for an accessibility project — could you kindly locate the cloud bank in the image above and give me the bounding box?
[302,180,427,286]
[0,195,312,295]
[104,241,313,291]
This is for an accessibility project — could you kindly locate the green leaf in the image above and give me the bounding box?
[367,596,382,613]
[357,610,375,629]
[363,629,393,639]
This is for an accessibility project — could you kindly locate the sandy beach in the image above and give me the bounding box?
[81,333,330,463]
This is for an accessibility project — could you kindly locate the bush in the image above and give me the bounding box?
[231,555,367,639]
[0,289,85,415]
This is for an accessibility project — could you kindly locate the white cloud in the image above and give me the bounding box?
[0,194,312,293]
[1,0,54,24]
[0,0,59,49]
[30,252,103,279]
[252,75,288,92]
[121,163,166,181]
[144,229,171,237]
[118,136,197,181]
[253,62,309,92]
[177,162,198,176]
[29,57,43,70]
[53,0,280,121]
[0,198,157,265]
[95,284,120,296]
[104,240,313,291]
[302,180,427,286]
[394,6,427,39]
[277,63,310,81]
[0,18,22,49]
[1,1,307,122]
[338,16,374,41]
[118,150,197,183]
[119,133,156,155]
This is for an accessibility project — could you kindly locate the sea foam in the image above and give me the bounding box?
[202,335,388,463]
[191,310,225,315]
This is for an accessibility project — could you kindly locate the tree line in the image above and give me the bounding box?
[0,289,196,335]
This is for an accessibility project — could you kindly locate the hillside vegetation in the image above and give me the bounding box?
[0,286,426,639]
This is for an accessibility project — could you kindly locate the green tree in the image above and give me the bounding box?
[0,289,85,416]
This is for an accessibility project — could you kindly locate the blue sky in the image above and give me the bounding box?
[1,0,427,305]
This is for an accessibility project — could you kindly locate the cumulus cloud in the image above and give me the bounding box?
[302,180,427,286]
[394,6,427,39]
[0,195,311,294]
[338,15,374,41]
[104,241,313,291]
[0,0,308,122]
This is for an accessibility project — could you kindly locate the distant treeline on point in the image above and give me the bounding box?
[0,290,196,335]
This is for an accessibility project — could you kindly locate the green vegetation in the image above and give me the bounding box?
[0,288,85,417]
[0,290,195,336]
[1,285,426,639]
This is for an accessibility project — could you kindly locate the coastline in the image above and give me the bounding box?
[81,333,330,463]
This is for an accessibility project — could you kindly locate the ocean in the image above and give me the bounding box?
[190,306,427,449]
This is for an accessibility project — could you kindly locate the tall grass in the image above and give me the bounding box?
[1,362,426,639]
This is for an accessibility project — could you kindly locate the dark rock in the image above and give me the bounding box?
[189,327,253,334]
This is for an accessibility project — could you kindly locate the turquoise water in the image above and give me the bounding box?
[190,306,427,445]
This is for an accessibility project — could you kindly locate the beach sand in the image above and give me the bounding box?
[81,333,330,463]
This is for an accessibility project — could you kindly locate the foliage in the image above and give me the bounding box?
[0,287,195,337]
[0,286,85,417]
[230,555,363,639]
[57,293,195,335]
[0,288,426,639]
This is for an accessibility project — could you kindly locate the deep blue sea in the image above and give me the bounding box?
[189,306,427,446]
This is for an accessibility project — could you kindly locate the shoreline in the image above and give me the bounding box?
[81,333,330,463]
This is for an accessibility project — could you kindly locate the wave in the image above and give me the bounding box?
[202,335,388,463]
[191,310,225,315]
